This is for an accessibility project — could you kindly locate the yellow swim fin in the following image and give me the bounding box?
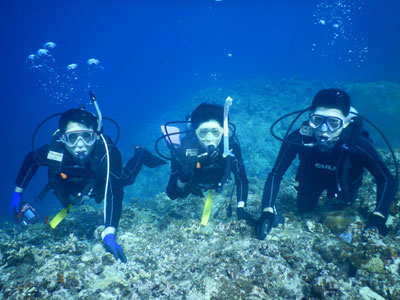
[201,190,213,226]
[49,204,72,229]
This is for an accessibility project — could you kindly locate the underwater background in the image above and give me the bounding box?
[1,1,400,299]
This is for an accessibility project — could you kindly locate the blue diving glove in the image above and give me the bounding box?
[237,207,256,226]
[10,190,22,220]
[103,233,127,263]
[366,213,389,236]
[255,211,275,240]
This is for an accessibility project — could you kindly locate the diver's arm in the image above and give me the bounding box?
[166,165,190,199]
[356,136,397,218]
[166,171,179,200]
[96,144,127,262]
[15,144,49,189]
[261,131,300,210]
[231,142,249,207]
[165,141,190,199]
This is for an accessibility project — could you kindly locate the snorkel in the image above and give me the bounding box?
[223,96,234,158]
[89,91,103,134]
[89,91,110,224]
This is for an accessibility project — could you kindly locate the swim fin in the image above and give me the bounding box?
[49,204,72,229]
[136,146,166,168]
[122,146,166,186]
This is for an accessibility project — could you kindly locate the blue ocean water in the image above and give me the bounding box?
[0,0,399,222]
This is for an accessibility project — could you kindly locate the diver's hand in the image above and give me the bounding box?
[177,170,191,184]
[187,183,204,197]
[255,211,275,240]
[71,193,91,206]
[237,207,256,226]
[365,212,389,236]
[102,230,127,263]
[177,178,187,189]
[10,190,22,220]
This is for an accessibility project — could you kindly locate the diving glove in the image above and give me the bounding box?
[71,193,91,206]
[176,169,191,184]
[255,211,275,240]
[10,190,22,220]
[102,228,127,263]
[366,213,389,236]
[237,207,256,226]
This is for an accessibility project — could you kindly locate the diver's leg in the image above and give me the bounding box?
[296,178,324,213]
[137,146,166,168]
[121,148,144,186]
[342,171,363,206]
[122,146,166,186]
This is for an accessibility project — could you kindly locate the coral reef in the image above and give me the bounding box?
[2,171,400,299]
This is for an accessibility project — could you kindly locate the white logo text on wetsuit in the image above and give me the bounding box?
[314,163,336,171]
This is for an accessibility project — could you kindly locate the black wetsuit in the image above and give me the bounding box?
[15,137,153,229]
[167,134,248,206]
[262,123,397,218]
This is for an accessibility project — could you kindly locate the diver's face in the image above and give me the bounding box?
[309,107,350,141]
[195,120,224,149]
[61,122,96,161]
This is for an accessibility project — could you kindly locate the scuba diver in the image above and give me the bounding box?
[157,100,254,224]
[255,88,398,240]
[10,93,165,263]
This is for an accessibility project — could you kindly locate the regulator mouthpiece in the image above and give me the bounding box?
[76,151,87,162]
[207,145,219,159]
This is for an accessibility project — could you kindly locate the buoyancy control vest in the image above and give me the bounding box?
[174,134,232,191]
[298,118,369,200]
[38,133,110,202]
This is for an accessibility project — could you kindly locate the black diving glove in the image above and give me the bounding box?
[237,207,256,226]
[366,213,389,236]
[255,211,275,240]
[71,193,91,206]
[187,182,204,197]
[176,168,191,184]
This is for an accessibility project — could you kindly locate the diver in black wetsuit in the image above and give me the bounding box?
[255,89,398,239]
[165,102,253,222]
[10,107,165,263]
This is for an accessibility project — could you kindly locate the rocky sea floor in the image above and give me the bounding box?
[1,171,400,300]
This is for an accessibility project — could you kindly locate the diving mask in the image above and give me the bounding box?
[61,130,97,147]
[195,127,224,139]
[309,114,344,132]
[195,121,224,149]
